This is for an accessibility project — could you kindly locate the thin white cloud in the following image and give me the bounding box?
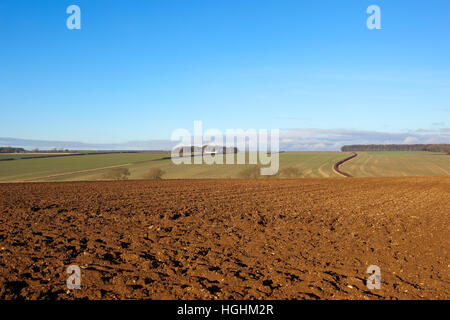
[278,128,450,151]
[1,127,450,151]
[402,136,419,144]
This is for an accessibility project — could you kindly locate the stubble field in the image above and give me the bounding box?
[0,152,349,182]
[0,177,448,300]
[341,152,450,177]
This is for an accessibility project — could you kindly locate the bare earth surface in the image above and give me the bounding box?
[0,178,449,300]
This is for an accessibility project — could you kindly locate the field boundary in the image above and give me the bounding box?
[333,153,358,177]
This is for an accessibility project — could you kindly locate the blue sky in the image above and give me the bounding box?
[0,0,449,150]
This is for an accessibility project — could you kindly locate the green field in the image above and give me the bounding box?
[0,155,26,160]
[340,151,450,177]
[0,152,168,182]
[2,151,448,182]
[44,152,350,181]
[0,154,65,160]
[0,152,350,182]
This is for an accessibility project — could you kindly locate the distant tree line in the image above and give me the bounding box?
[0,147,26,153]
[0,147,72,153]
[0,146,161,155]
[341,144,450,154]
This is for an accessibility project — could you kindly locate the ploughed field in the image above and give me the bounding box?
[0,178,449,299]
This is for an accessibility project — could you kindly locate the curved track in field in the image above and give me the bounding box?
[333,153,358,177]
[18,157,170,182]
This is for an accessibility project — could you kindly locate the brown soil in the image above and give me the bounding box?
[0,177,448,300]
